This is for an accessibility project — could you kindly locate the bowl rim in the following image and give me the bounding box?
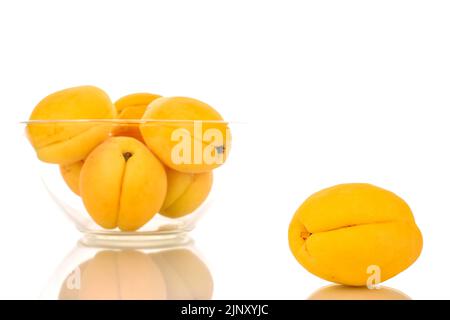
[21,119,239,124]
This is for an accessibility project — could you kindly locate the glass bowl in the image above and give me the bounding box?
[23,119,233,239]
[41,237,213,300]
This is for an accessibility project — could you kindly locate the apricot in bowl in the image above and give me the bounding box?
[25,118,231,235]
[24,87,233,236]
[112,92,161,142]
[140,97,232,173]
[26,86,116,165]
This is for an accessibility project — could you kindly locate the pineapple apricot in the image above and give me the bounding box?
[288,183,423,286]
[140,97,231,173]
[26,87,226,232]
[113,92,161,141]
[160,168,213,218]
[26,86,115,164]
[60,160,84,196]
[79,137,167,231]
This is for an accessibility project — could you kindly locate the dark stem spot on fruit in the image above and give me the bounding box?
[301,231,311,240]
[123,152,133,161]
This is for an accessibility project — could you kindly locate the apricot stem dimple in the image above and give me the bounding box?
[301,231,311,240]
[123,152,133,161]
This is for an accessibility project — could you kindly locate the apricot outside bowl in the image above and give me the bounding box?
[23,119,234,239]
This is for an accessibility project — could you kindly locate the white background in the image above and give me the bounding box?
[1,0,449,299]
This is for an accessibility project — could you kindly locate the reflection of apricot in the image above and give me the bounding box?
[289,183,423,286]
[113,93,161,142]
[80,137,167,231]
[26,86,115,164]
[160,168,213,218]
[60,160,84,196]
[59,250,167,300]
[308,285,411,300]
[153,249,213,300]
[58,248,213,300]
[140,97,231,173]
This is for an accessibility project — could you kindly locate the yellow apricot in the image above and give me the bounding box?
[80,137,167,231]
[26,86,115,165]
[60,160,84,196]
[140,97,231,173]
[288,183,422,286]
[153,249,213,300]
[59,250,167,300]
[115,92,162,113]
[113,92,161,141]
[160,168,213,218]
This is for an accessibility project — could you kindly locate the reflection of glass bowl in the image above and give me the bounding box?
[308,284,411,300]
[42,237,213,300]
[23,119,234,238]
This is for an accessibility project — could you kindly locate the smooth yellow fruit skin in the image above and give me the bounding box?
[288,183,423,286]
[113,93,161,142]
[160,168,213,218]
[60,160,84,196]
[80,137,167,231]
[115,92,162,114]
[59,250,167,300]
[26,86,115,164]
[140,97,231,173]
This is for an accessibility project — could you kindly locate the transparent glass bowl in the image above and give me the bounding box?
[24,119,233,239]
[41,237,213,300]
